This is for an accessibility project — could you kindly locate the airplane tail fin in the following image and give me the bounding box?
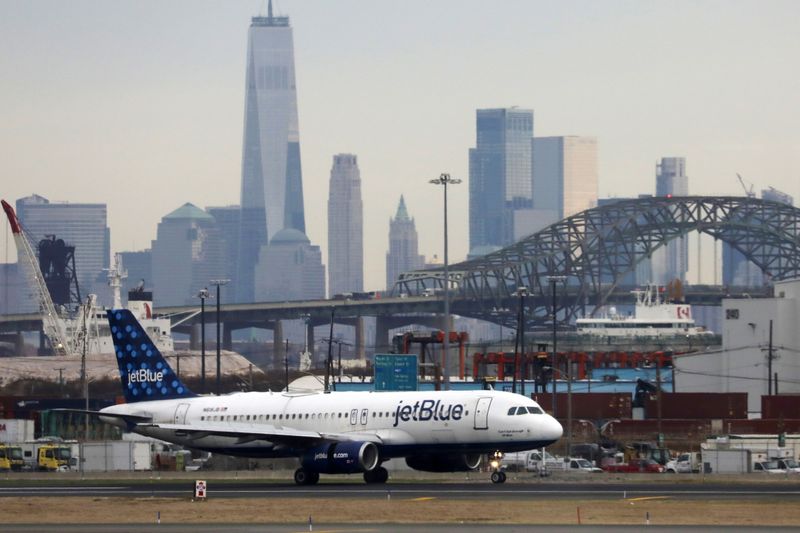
[107,309,196,403]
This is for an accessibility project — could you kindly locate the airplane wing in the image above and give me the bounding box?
[141,422,384,447]
[48,408,153,425]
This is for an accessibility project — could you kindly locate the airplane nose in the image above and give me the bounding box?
[544,415,563,442]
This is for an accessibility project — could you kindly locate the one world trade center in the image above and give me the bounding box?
[237,2,306,302]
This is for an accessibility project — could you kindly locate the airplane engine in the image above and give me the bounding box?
[405,453,482,472]
[301,441,379,474]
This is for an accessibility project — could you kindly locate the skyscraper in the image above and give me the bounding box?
[469,108,534,251]
[15,194,110,303]
[386,196,425,290]
[532,136,598,218]
[327,154,363,297]
[151,203,225,307]
[255,229,325,302]
[237,2,305,302]
[653,157,689,284]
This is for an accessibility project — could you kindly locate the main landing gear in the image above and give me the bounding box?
[363,466,389,484]
[293,466,389,485]
[294,468,320,485]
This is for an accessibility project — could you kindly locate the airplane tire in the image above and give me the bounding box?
[491,471,506,484]
[364,466,389,484]
[294,468,319,485]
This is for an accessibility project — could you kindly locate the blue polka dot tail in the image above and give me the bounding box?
[106,309,196,403]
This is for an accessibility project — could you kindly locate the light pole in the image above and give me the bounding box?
[429,173,461,391]
[197,288,209,394]
[545,365,573,458]
[516,287,528,397]
[325,307,335,393]
[547,275,566,416]
[210,279,229,395]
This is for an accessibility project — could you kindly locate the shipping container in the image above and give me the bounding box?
[761,395,800,419]
[701,449,751,474]
[80,441,151,471]
[531,393,632,419]
[642,393,747,419]
[0,419,34,442]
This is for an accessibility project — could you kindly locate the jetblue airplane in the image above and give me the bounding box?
[85,309,562,484]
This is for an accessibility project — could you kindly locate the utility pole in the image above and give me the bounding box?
[768,319,773,396]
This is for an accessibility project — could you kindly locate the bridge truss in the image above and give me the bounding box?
[395,196,800,328]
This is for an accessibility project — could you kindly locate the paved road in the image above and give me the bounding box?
[2,480,800,500]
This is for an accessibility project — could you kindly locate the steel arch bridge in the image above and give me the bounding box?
[395,196,800,328]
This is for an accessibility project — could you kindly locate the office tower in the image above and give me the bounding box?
[236,2,305,302]
[151,203,225,307]
[254,229,325,301]
[0,263,22,315]
[469,108,534,251]
[386,196,425,290]
[723,187,794,287]
[207,205,241,291]
[652,157,689,284]
[327,154,363,297]
[15,194,110,304]
[532,136,598,218]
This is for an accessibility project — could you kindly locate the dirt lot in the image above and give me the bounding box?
[3,496,800,526]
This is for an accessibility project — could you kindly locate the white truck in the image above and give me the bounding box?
[665,452,701,473]
[502,449,564,473]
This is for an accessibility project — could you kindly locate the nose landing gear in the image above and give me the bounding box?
[489,451,507,484]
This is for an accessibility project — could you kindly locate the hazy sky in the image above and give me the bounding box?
[2,0,798,292]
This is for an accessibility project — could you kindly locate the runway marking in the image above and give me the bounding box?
[409,497,437,502]
[627,496,671,502]
[290,530,379,533]
[0,486,126,491]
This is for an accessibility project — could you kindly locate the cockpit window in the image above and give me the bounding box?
[507,407,516,416]
[517,407,528,415]
[527,406,544,414]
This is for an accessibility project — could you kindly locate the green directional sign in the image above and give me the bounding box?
[374,354,418,391]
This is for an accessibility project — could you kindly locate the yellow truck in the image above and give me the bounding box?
[21,441,74,471]
[0,444,24,471]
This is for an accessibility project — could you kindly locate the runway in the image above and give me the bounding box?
[2,480,800,501]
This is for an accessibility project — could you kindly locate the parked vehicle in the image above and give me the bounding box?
[666,452,701,473]
[568,458,602,473]
[21,440,74,471]
[754,460,785,474]
[502,449,563,473]
[0,444,24,471]
[603,458,665,473]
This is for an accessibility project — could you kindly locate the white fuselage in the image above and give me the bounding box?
[100,389,562,458]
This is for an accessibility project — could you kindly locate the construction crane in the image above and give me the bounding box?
[737,173,755,198]
[1,199,72,355]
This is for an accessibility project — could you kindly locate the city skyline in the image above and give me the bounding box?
[2,1,799,292]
